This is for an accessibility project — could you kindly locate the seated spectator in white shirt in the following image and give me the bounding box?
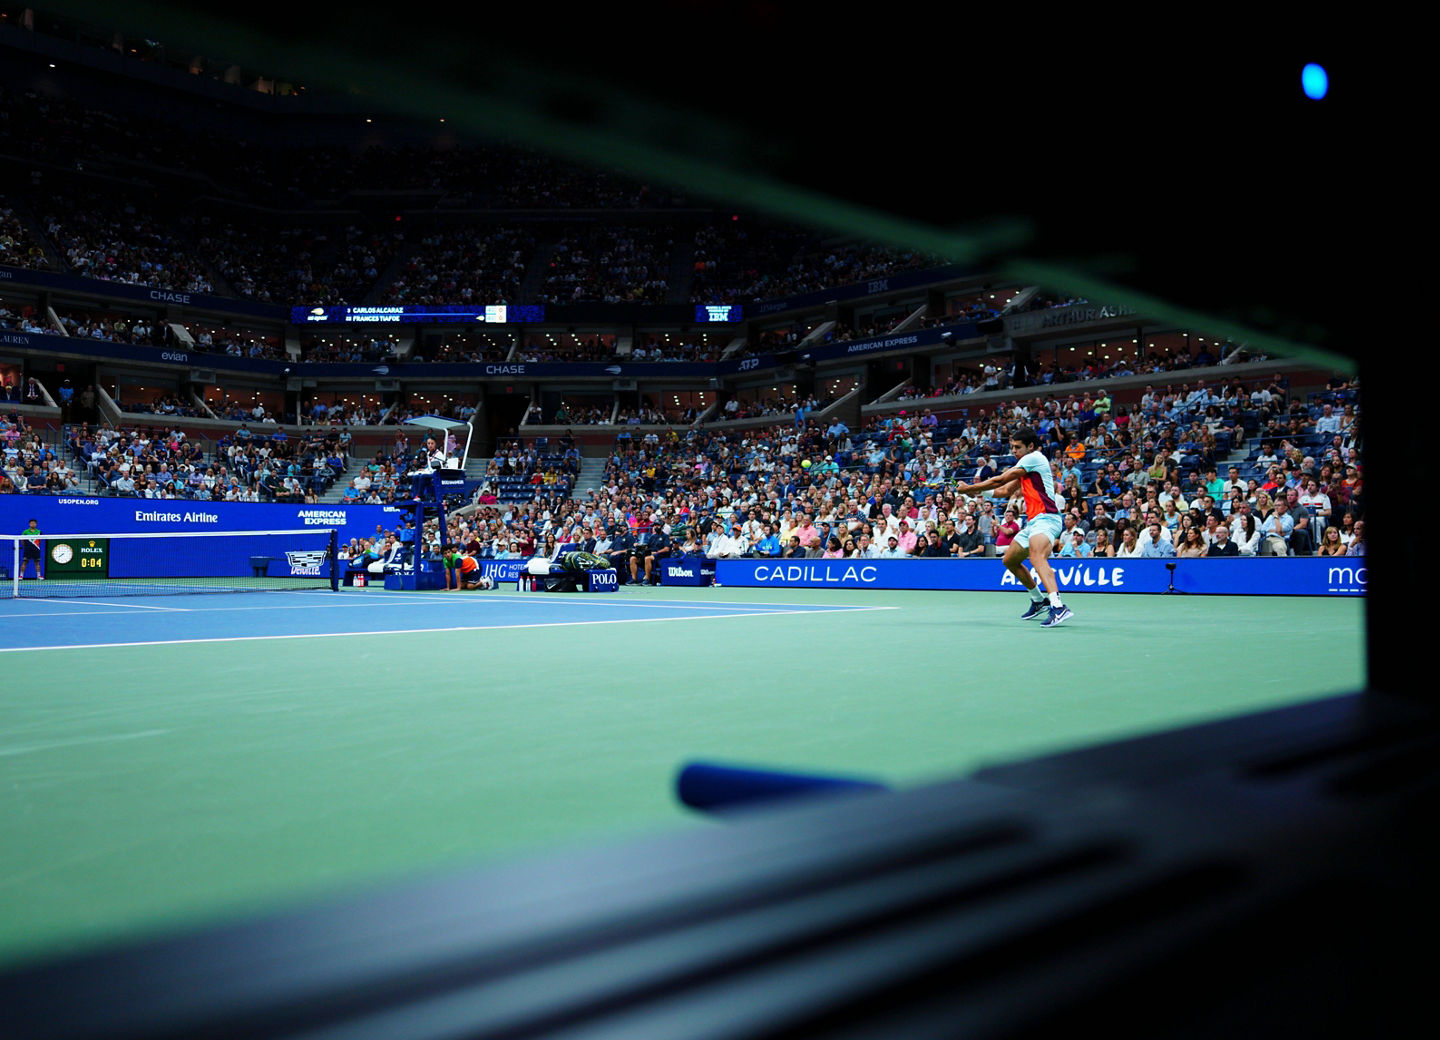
[706,523,747,559]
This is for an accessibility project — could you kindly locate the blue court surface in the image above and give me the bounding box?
[0,587,891,653]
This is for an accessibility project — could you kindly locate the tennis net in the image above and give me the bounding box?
[2,528,339,598]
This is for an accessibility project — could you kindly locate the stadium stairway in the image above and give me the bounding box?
[317,457,367,503]
[571,456,608,500]
[464,454,491,484]
[519,236,560,299]
[667,239,695,304]
[362,247,415,305]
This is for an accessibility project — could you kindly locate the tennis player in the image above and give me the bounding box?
[19,518,43,580]
[444,545,485,590]
[952,427,1074,627]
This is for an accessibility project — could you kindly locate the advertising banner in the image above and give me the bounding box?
[481,560,525,584]
[714,557,1365,597]
[0,497,405,546]
[661,556,716,587]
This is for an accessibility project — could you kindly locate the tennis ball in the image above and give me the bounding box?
[802,459,812,468]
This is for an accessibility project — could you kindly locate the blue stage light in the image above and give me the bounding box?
[1302,63,1329,100]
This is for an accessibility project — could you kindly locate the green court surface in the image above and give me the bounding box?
[0,587,1364,967]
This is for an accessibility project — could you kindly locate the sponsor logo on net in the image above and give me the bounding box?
[285,549,328,577]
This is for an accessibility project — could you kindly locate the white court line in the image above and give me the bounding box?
[0,606,895,653]
[8,598,187,611]
[0,598,449,619]
[0,729,171,758]
[394,591,891,612]
[0,596,748,618]
[3,596,881,618]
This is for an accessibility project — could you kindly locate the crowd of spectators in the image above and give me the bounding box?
[9,186,960,315]
[418,331,513,364]
[613,404,681,425]
[628,335,722,363]
[949,299,1004,322]
[409,373,1362,577]
[198,221,333,304]
[510,333,721,365]
[889,343,1263,406]
[299,334,400,364]
[4,84,982,315]
[120,392,206,418]
[545,400,615,426]
[1,201,50,269]
[10,376,1364,591]
[336,454,427,506]
[1,301,51,334]
[382,226,535,305]
[41,191,215,294]
[1032,343,1260,386]
[282,223,405,306]
[2,414,82,494]
[691,226,947,305]
[537,226,673,305]
[0,86,686,212]
[688,223,813,305]
[768,240,941,298]
[516,335,617,364]
[0,419,350,503]
[719,391,834,423]
[56,309,165,346]
[189,324,286,360]
[2,376,45,405]
[299,397,386,426]
[387,397,475,425]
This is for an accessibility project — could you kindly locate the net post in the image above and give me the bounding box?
[329,529,339,592]
[9,537,17,599]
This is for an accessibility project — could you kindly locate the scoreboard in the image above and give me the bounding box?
[290,305,546,324]
[46,538,110,578]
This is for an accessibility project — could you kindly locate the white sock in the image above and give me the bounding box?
[1048,591,1064,608]
[1029,584,1047,603]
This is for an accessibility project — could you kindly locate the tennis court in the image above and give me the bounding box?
[1,583,1365,967]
